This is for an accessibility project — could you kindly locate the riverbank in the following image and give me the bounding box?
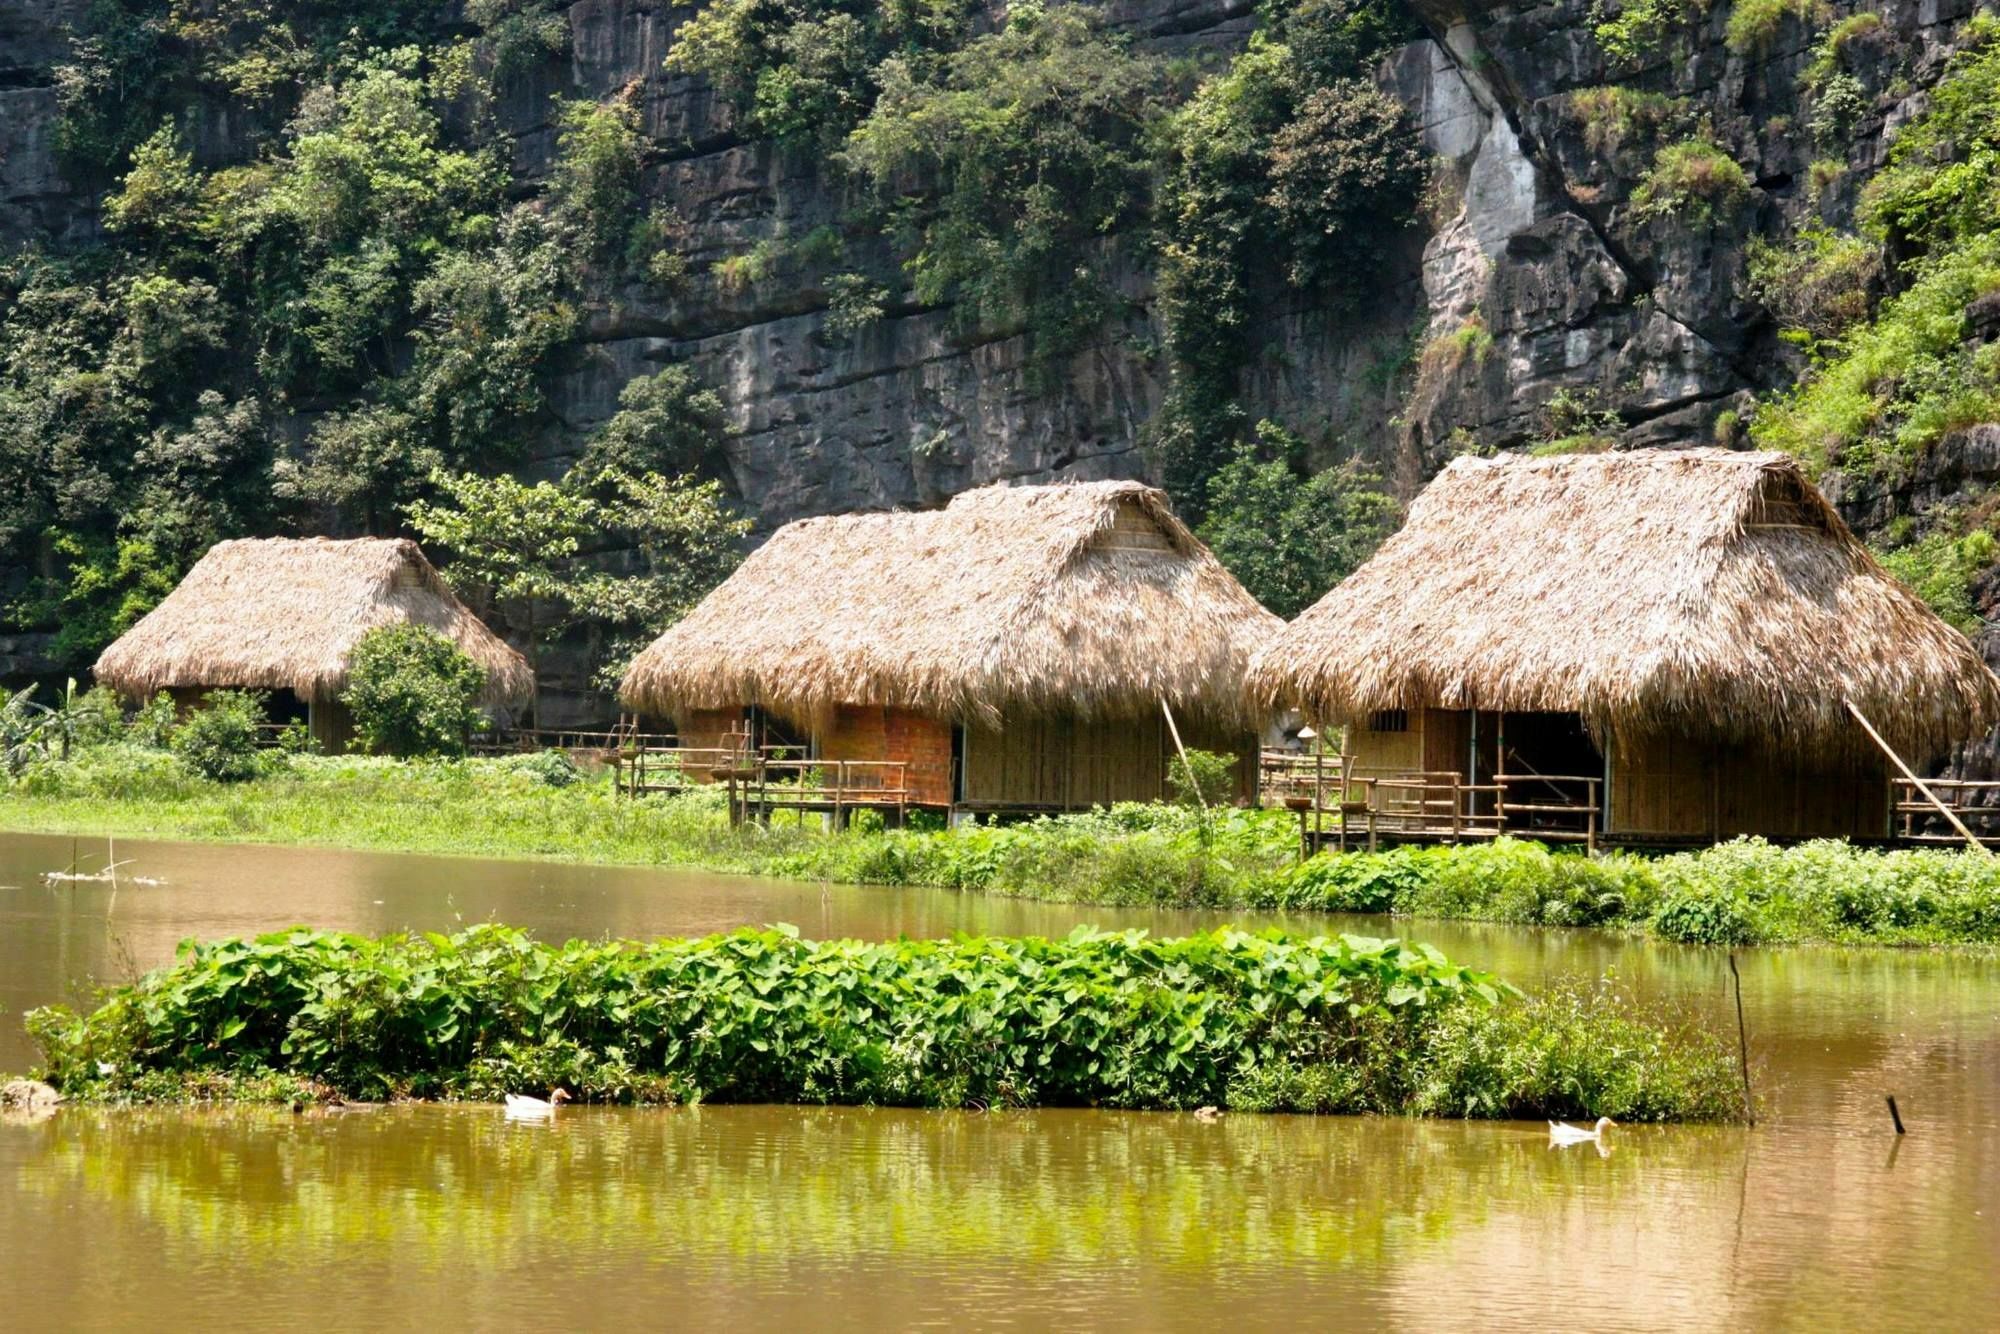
[7,747,2000,947]
[22,923,1744,1121]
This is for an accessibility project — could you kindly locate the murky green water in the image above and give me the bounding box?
[3,832,1998,1329]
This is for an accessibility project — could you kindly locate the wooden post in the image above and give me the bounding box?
[1586,778,1598,854]
[1450,773,1461,842]
[1845,698,1990,855]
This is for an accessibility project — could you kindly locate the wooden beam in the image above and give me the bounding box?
[1845,697,1989,855]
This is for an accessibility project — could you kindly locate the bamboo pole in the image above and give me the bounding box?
[1844,698,1990,855]
[1160,699,1206,812]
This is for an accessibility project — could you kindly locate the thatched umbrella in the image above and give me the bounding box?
[620,480,1281,731]
[1248,449,2000,765]
[94,537,533,711]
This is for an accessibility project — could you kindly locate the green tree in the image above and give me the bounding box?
[404,470,599,724]
[570,469,752,688]
[1195,423,1399,618]
[841,3,1161,368]
[573,366,730,479]
[342,624,489,757]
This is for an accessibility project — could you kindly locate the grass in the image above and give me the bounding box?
[8,747,2000,949]
[22,923,1746,1121]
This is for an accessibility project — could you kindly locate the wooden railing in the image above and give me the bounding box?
[1892,778,2000,845]
[1287,766,1600,855]
[615,746,746,797]
[744,758,910,827]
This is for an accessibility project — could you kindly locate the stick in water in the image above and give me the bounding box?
[1728,953,1755,1127]
[1886,1095,1906,1135]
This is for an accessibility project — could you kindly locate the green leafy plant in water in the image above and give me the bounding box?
[25,921,1740,1121]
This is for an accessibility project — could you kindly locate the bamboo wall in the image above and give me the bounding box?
[961,714,1255,810]
[1609,733,1890,840]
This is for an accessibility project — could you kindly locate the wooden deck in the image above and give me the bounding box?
[1264,750,1601,855]
[615,740,915,827]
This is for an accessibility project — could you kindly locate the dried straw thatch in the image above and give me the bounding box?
[620,480,1281,728]
[1249,449,2000,763]
[94,537,533,709]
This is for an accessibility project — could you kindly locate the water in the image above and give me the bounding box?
[3,833,1998,1329]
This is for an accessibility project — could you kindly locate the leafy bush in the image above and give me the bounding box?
[1872,528,1996,634]
[27,922,1733,1121]
[501,748,582,788]
[1631,138,1751,223]
[1196,422,1400,617]
[1725,0,1817,55]
[169,690,268,783]
[1650,882,1760,944]
[1410,975,1744,1121]
[1168,747,1241,807]
[341,625,489,759]
[127,693,178,749]
[1745,223,1881,350]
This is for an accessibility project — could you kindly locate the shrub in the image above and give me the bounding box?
[501,748,582,788]
[1744,224,1881,349]
[169,690,268,783]
[1631,138,1751,223]
[341,625,489,759]
[127,693,178,749]
[1410,975,1744,1121]
[1725,0,1817,56]
[1167,747,1240,807]
[1872,528,1996,635]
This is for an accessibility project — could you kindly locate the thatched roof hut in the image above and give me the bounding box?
[94,537,532,710]
[622,480,1281,731]
[1250,449,2000,765]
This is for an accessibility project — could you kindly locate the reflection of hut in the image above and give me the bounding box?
[93,537,532,752]
[1249,449,2000,846]
[620,480,1282,813]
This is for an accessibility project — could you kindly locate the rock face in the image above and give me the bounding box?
[2,0,1995,719]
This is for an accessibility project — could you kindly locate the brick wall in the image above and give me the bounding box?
[821,705,955,807]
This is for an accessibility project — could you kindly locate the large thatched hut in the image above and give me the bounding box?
[94,537,532,751]
[1249,449,2000,845]
[620,480,1282,812]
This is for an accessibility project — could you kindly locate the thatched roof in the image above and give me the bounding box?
[94,537,533,709]
[620,480,1281,728]
[1249,449,2000,763]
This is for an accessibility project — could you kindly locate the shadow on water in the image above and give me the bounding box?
[2,833,1999,1327]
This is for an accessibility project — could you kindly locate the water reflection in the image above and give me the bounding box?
[3,833,2000,1326]
[3,1102,1993,1328]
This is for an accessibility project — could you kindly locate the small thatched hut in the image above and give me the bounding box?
[1249,449,2000,844]
[620,480,1282,812]
[94,537,532,751]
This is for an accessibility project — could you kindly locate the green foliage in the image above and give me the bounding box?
[1410,975,1744,1121]
[1725,0,1818,57]
[1589,0,1717,70]
[1569,86,1691,158]
[500,748,583,788]
[170,689,267,782]
[1871,528,1996,635]
[405,461,748,698]
[572,366,730,480]
[1754,20,2000,477]
[1152,0,1422,505]
[1630,137,1752,223]
[341,625,489,759]
[1745,223,1881,351]
[1194,421,1400,618]
[841,4,1162,369]
[1167,747,1240,807]
[29,919,1744,1124]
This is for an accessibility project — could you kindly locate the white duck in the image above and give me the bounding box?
[504,1088,573,1119]
[1547,1116,1616,1147]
